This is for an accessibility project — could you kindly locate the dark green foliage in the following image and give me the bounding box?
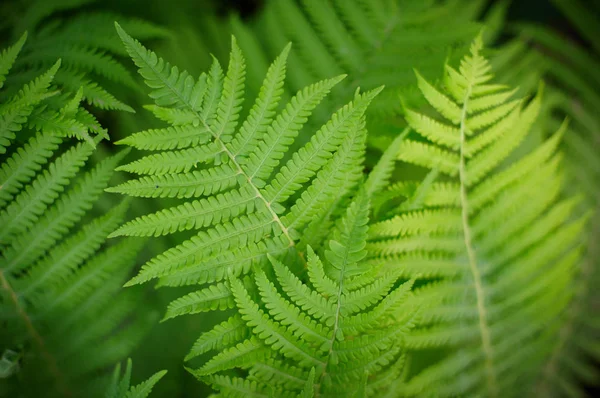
[1,0,169,114]
[106,359,166,398]
[0,35,154,397]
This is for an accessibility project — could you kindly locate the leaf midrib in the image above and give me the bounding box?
[458,74,498,396]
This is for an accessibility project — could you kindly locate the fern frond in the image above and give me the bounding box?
[107,28,396,396]
[0,32,27,89]
[185,191,416,397]
[2,1,168,113]
[369,35,587,397]
[0,59,60,153]
[110,25,379,291]
[0,38,152,397]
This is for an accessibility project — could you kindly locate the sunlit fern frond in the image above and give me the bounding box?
[367,35,588,397]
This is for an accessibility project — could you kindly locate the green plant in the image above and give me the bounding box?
[368,34,587,397]
[224,0,487,153]
[0,33,158,397]
[1,0,599,397]
[106,21,379,289]
[106,359,166,398]
[0,0,169,115]
[108,24,387,381]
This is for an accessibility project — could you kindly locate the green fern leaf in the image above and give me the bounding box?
[188,190,416,397]
[110,25,379,293]
[3,3,168,113]
[368,35,588,397]
[0,38,152,397]
[0,32,27,89]
[490,2,600,394]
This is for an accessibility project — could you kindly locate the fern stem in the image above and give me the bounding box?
[458,84,498,396]
[196,118,298,253]
[0,269,72,397]
[220,138,296,246]
[315,252,348,396]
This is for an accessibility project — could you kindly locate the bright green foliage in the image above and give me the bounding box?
[109,25,379,296]
[106,359,166,398]
[367,36,588,396]
[534,213,600,398]
[0,35,152,398]
[2,1,599,397]
[186,191,416,397]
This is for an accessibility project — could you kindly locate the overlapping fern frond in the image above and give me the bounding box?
[367,36,588,397]
[180,190,416,397]
[0,32,109,153]
[207,0,503,155]
[0,35,153,398]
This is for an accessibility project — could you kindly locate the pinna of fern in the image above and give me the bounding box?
[366,35,589,397]
[178,189,417,397]
[105,358,166,398]
[0,35,154,397]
